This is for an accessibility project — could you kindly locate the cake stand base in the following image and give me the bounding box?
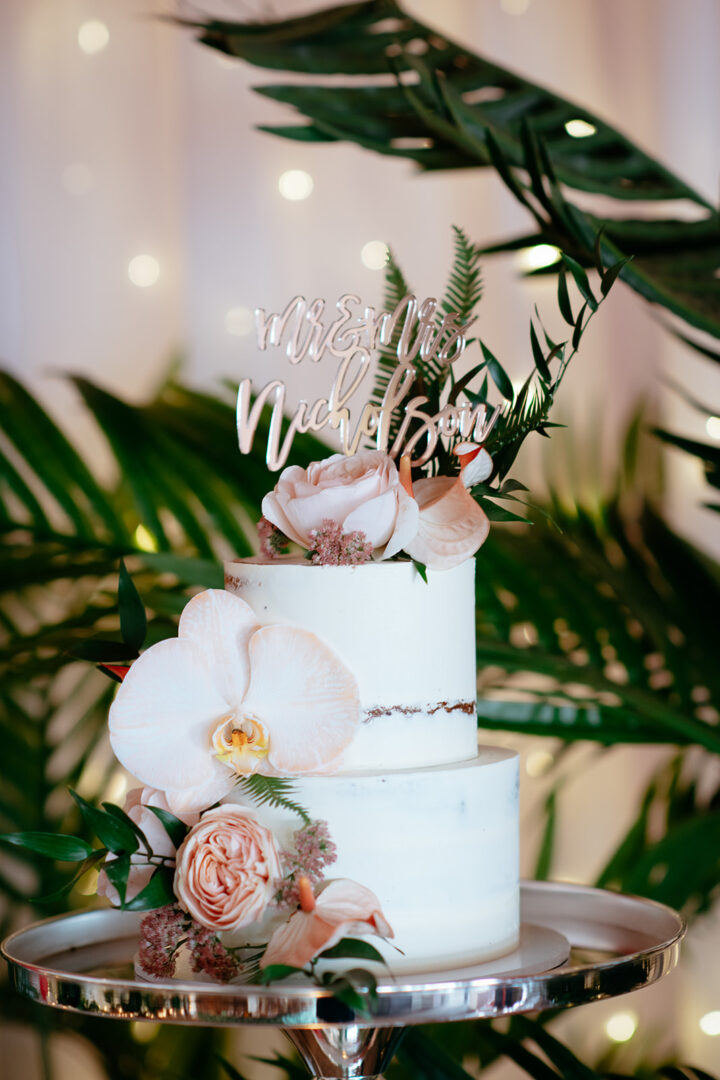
[1,882,686,1080]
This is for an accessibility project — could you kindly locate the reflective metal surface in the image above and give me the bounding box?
[2,881,685,1028]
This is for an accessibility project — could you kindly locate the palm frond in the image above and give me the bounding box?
[185,0,720,339]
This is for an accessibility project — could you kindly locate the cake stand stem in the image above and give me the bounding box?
[284,1024,404,1079]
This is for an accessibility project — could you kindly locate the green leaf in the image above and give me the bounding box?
[123,866,176,911]
[533,789,557,881]
[560,253,597,311]
[0,831,94,862]
[600,254,631,297]
[319,937,388,965]
[259,964,304,983]
[480,341,514,400]
[71,639,138,663]
[103,802,151,851]
[557,266,574,325]
[70,789,139,854]
[35,848,109,902]
[481,500,532,524]
[147,804,190,849]
[103,853,131,906]
[571,302,588,350]
[118,559,147,653]
[529,321,551,383]
[215,1055,252,1080]
[412,560,428,583]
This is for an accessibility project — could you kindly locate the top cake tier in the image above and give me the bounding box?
[224,557,478,773]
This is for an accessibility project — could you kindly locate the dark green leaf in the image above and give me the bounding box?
[103,853,131,906]
[560,253,598,311]
[70,789,139,854]
[557,266,574,325]
[118,559,147,653]
[147,804,190,849]
[123,866,176,911]
[413,560,428,583]
[319,937,388,965]
[103,802,150,851]
[481,500,532,524]
[529,321,551,383]
[600,255,631,297]
[571,303,588,350]
[259,964,304,983]
[0,831,94,862]
[35,849,109,902]
[71,639,138,663]
[480,341,514,400]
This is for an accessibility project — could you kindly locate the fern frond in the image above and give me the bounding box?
[441,225,483,323]
[235,774,310,824]
[370,249,413,448]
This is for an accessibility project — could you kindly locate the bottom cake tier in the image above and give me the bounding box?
[226,747,520,974]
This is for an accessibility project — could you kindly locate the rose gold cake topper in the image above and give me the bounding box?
[236,293,500,470]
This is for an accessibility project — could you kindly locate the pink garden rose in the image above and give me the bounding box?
[97,787,198,905]
[174,805,281,932]
[261,878,393,970]
[261,450,419,560]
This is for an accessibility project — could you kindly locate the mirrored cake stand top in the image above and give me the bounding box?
[2,881,686,1080]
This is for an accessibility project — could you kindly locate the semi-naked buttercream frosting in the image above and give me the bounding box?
[223,555,521,972]
[224,557,479,772]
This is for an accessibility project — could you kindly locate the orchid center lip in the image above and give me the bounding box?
[211,711,269,774]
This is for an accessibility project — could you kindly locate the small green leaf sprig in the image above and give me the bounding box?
[1,791,189,910]
[260,936,390,1014]
[375,224,629,525]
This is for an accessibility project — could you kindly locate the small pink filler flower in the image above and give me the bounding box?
[261,878,393,970]
[174,805,281,933]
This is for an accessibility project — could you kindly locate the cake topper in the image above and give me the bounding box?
[236,293,500,470]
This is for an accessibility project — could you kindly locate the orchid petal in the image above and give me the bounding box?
[178,590,257,705]
[109,638,232,794]
[243,627,360,774]
[403,477,490,569]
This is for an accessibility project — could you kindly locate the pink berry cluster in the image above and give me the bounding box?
[257,516,290,558]
[307,519,373,566]
[137,904,241,983]
[274,819,337,910]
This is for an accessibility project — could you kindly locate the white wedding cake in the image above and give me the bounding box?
[224,556,519,972]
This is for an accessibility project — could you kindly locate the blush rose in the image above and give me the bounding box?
[261,450,419,560]
[173,805,281,932]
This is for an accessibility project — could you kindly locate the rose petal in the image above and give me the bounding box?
[403,476,490,569]
[109,638,233,796]
[178,590,257,705]
[243,626,360,774]
[381,485,420,560]
[342,488,398,548]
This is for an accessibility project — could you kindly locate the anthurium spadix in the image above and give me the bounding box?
[109,590,360,813]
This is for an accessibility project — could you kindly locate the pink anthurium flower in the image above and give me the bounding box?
[261,878,394,970]
[453,441,493,489]
[400,452,491,570]
[109,590,360,813]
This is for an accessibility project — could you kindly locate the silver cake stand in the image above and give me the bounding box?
[2,881,685,1080]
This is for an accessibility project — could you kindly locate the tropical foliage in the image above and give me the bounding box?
[181,0,720,340]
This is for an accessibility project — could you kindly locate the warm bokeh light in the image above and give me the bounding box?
[565,118,598,138]
[131,1021,159,1043]
[278,169,314,201]
[699,1011,720,1036]
[525,750,554,778]
[706,416,720,440]
[605,1011,638,1042]
[361,240,389,270]
[78,20,110,55]
[225,306,255,337]
[501,0,531,13]
[133,524,158,552]
[61,162,96,196]
[128,255,160,288]
[517,244,560,271]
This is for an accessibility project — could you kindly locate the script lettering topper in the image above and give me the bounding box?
[236,293,500,470]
